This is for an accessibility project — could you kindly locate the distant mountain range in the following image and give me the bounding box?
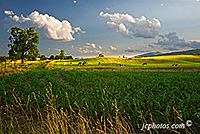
[138,49,200,57]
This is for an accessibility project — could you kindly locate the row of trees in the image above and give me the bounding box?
[6,26,106,63]
[7,26,74,63]
[38,50,73,60]
[0,53,73,62]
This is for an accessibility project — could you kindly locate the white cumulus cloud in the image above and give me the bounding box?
[4,10,15,15]
[100,12,135,23]
[79,49,92,54]
[105,7,110,11]
[100,12,161,39]
[110,46,117,51]
[54,48,61,52]
[4,10,84,42]
[107,21,130,38]
[154,32,200,50]
[86,43,96,48]
[95,50,103,53]
[73,27,85,33]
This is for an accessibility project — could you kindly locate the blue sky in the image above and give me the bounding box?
[0,0,200,57]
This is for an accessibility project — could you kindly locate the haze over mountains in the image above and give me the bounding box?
[138,49,200,57]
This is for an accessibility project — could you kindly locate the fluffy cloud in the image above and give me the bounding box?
[154,32,200,50]
[110,46,117,51]
[107,21,130,38]
[78,48,92,54]
[82,49,91,53]
[86,43,96,48]
[105,7,110,11]
[73,27,86,33]
[95,50,102,53]
[100,12,161,39]
[100,12,135,24]
[156,32,185,46]
[54,48,61,52]
[76,43,112,55]
[4,10,15,15]
[78,43,104,54]
[4,10,84,41]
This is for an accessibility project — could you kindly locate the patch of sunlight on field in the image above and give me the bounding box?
[142,55,200,59]
[43,55,200,72]
[53,57,127,65]
[14,60,46,64]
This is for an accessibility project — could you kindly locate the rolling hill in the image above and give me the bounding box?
[138,49,200,57]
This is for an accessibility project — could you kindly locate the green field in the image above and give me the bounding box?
[0,55,200,133]
[0,70,199,133]
[48,55,200,72]
[1,55,200,73]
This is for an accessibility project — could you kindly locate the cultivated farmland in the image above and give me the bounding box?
[0,70,199,133]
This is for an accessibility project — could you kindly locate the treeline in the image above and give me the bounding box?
[0,48,73,62]
[0,54,73,62]
[0,56,7,62]
[48,55,73,60]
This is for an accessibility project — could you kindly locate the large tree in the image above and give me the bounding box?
[8,26,40,63]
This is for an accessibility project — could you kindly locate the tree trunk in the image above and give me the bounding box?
[14,63,16,71]
[1,62,2,73]
[21,51,24,64]
[5,61,6,72]
[21,44,25,64]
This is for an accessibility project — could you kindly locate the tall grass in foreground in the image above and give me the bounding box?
[0,83,196,134]
[0,71,199,133]
[1,83,135,133]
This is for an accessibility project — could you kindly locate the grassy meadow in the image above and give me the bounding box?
[0,55,200,133]
[1,55,200,73]
[49,55,200,72]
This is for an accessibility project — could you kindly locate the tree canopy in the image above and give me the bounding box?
[40,55,46,60]
[8,26,40,63]
[59,50,66,60]
[98,54,104,57]
[49,55,55,60]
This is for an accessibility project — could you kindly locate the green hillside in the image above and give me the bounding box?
[0,55,200,74]
[47,55,200,72]
[139,49,200,57]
